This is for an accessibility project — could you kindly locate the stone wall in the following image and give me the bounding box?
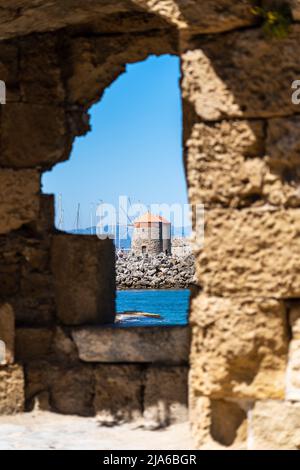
[0,0,300,449]
[181,6,300,448]
[23,325,189,428]
[117,252,196,289]
[0,0,187,431]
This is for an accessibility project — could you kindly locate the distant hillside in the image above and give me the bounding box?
[69,225,132,250]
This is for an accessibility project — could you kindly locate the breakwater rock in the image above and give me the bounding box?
[116,252,196,289]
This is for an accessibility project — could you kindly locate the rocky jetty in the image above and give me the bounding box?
[116,252,196,289]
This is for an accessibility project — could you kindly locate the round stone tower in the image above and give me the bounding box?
[131,212,171,255]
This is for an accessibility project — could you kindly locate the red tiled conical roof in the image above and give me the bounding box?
[133,212,170,225]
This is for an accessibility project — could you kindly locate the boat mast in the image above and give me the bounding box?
[90,202,95,235]
[75,203,81,232]
[58,193,64,231]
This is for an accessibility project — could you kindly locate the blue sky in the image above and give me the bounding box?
[42,54,187,230]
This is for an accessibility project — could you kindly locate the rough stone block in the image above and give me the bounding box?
[266,116,300,171]
[251,400,300,450]
[22,244,50,273]
[292,0,300,20]
[20,271,53,299]
[0,1,151,40]
[67,32,176,106]
[187,119,300,208]
[51,234,115,326]
[134,0,255,32]
[13,294,56,327]
[286,339,300,401]
[0,1,293,42]
[143,366,188,429]
[26,362,94,416]
[190,396,247,449]
[50,365,94,416]
[25,361,51,411]
[20,34,65,104]
[94,365,143,424]
[289,301,300,339]
[1,104,69,169]
[0,42,19,101]
[30,391,51,412]
[0,263,19,297]
[0,303,14,365]
[0,169,40,234]
[0,233,49,274]
[14,266,56,326]
[72,326,189,364]
[0,233,51,304]
[28,194,54,234]
[190,294,288,399]
[197,209,300,297]
[0,365,24,414]
[0,0,256,40]
[181,26,300,120]
[50,327,78,363]
[15,328,53,362]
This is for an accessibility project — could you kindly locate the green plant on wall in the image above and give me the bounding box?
[251,2,292,38]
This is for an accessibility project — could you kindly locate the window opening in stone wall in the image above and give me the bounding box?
[43,55,194,327]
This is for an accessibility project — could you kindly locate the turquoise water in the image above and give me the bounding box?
[116,289,190,327]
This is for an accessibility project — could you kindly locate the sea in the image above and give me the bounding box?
[115,289,190,327]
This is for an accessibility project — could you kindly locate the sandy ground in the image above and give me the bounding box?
[0,412,195,450]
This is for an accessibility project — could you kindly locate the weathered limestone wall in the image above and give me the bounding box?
[0,2,187,430]
[0,0,300,449]
[181,15,300,448]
